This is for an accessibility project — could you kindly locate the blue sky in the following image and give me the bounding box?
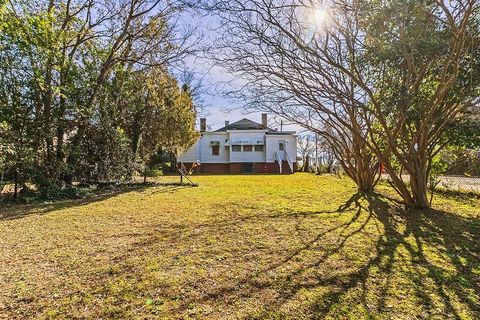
[177,8,303,134]
[194,66,302,132]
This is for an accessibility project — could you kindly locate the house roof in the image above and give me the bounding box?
[214,118,276,132]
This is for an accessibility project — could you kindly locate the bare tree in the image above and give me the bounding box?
[297,133,315,171]
[205,0,381,192]
[316,134,336,174]
[207,0,479,208]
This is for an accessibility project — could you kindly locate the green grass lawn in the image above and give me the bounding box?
[1,174,479,319]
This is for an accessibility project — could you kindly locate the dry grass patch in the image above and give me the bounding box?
[0,174,479,319]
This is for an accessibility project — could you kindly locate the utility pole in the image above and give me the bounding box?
[280,120,283,131]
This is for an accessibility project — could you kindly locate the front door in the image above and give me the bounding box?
[277,140,286,160]
[241,162,255,174]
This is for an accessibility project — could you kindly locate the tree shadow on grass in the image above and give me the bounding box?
[0,183,194,222]
[8,190,477,319]
[180,192,480,318]
[149,192,377,314]
[290,194,478,318]
[433,188,480,203]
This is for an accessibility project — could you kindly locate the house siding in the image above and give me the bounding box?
[265,135,297,163]
[177,143,198,163]
[177,119,297,175]
[178,133,229,164]
[228,132,266,163]
[199,133,229,163]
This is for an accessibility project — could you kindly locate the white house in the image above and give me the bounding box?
[178,114,297,174]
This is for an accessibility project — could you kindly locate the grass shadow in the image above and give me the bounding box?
[302,193,479,318]
[4,188,477,318]
[432,188,480,202]
[172,191,480,318]
[0,182,195,222]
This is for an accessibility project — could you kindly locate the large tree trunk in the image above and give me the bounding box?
[41,0,56,186]
[410,175,429,209]
[354,153,378,193]
[339,135,379,193]
[339,151,379,193]
[355,166,375,193]
[56,96,67,184]
[349,110,379,193]
[13,170,18,199]
[381,156,430,209]
[56,70,68,165]
[409,157,430,209]
[42,80,55,185]
[304,155,310,172]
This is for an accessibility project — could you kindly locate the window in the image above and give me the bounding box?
[243,145,253,152]
[212,145,220,155]
[254,145,264,152]
[232,145,241,152]
[279,142,285,151]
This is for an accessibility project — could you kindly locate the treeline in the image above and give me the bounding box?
[208,0,480,209]
[0,0,199,199]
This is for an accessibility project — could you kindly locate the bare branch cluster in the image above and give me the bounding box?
[206,0,479,208]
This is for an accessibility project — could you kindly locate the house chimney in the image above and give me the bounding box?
[225,120,229,127]
[200,118,206,132]
[261,113,268,128]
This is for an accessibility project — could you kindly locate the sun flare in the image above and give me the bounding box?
[314,7,328,26]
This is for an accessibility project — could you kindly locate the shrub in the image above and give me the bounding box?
[37,184,97,201]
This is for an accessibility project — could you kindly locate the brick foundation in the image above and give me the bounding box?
[200,163,230,174]
[179,162,295,174]
[254,162,279,174]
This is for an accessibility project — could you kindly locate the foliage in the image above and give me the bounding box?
[35,184,98,202]
[445,116,480,150]
[438,148,480,177]
[0,0,198,198]
[362,0,480,207]
[144,166,163,178]
[72,126,135,183]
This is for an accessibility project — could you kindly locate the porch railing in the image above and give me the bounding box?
[285,151,294,173]
[275,152,282,173]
